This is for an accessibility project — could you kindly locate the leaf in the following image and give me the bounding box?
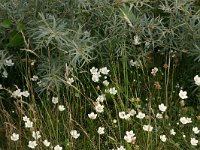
[17,22,25,32]
[8,31,24,47]
[1,19,12,28]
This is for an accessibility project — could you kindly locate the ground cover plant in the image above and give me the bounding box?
[0,0,200,149]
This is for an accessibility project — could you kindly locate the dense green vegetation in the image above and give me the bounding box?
[1,0,200,149]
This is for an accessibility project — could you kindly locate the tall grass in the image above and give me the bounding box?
[1,0,200,149]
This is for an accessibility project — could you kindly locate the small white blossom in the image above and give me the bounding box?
[192,127,200,134]
[113,119,117,123]
[124,130,136,143]
[97,127,105,135]
[70,130,80,139]
[180,117,192,124]
[92,73,101,82]
[25,120,33,128]
[119,111,126,119]
[88,112,97,119]
[90,67,98,75]
[158,103,167,112]
[96,94,106,102]
[21,91,30,97]
[54,145,63,150]
[129,109,137,116]
[136,112,145,119]
[179,90,188,99]
[67,77,74,85]
[23,116,30,122]
[28,141,37,149]
[12,89,22,98]
[130,60,140,67]
[143,125,153,132]
[58,105,65,111]
[194,75,200,86]
[52,97,58,104]
[160,135,167,142]
[124,114,131,120]
[133,35,141,45]
[5,59,14,66]
[100,67,110,75]
[151,67,158,76]
[43,139,50,147]
[170,129,176,136]
[191,138,198,146]
[11,133,19,141]
[32,131,41,140]
[103,80,109,86]
[156,113,163,119]
[109,87,117,95]
[95,103,104,113]
[117,145,126,150]
[31,75,38,81]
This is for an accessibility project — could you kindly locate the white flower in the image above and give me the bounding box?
[54,145,63,150]
[109,87,117,95]
[70,130,80,139]
[88,112,97,119]
[23,116,30,122]
[95,103,104,113]
[151,67,158,76]
[12,89,22,98]
[194,75,200,86]
[11,133,19,141]
[158,103,167,112]
[191,138,198,146]
[130,60,140,67]
[119,111,126,119]
[136,112,145,119]
[117,145,126,150]
[192,127,200,134]
[67,77,74,85]
[31,75,38,81]
[43,139,50,147]
[160,135,167,142]
[90,67,98,75]
[103,80,109,86]
[5,59,14,66]
[180,117,192,124]
[100,67,110,75]
[170,129,176,135]
[52,97,58,104]
[129,109,136,116]
[97,127,105,135]
[113,119,117,123]
[92,73,101,82]
[133,35,141,45]
[143,125,153,132]
[28,141,37,149]
[96,94,106,102]
[32,131,41,140]
[25,120,33,128]
[21,91,30,97]
[124,114,131,120]
[179,90,188,99]
[58,105,65,111]
[156,113,163,119]
[124,130,136,143]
